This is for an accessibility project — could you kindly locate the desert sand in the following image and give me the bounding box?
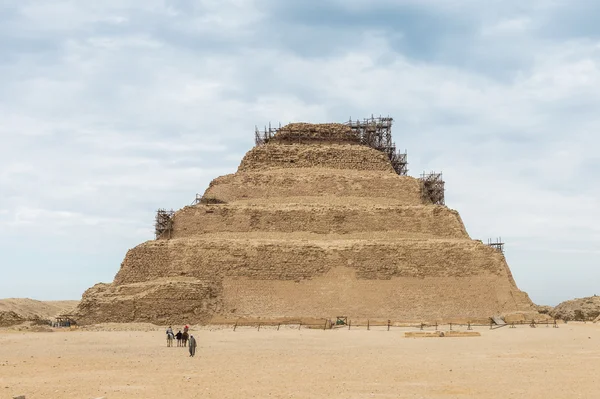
[1,323,598,398]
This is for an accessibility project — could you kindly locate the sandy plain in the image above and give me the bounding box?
[1,322,599,399]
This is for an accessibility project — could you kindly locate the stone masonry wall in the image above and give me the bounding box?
[114,238,514,286]
[103,238,533,322]
[221,269,526,321]
[272,123,360,144]
[238,144,395,173]
[202,170,422,205]
[168,204,469,239]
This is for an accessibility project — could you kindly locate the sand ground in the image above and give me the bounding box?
[1,323,599,399]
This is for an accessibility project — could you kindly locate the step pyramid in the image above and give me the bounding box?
[75,121,538,324]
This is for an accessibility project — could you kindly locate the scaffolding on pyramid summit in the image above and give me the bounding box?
[253,115,408,176]
[345,114,393,150]
[254,122,281,146]
[345,115,408,176]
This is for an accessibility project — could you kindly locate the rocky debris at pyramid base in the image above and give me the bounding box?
[0,311,26,327]
[75,119,544,325]
[551,295,600,321]
[535,304,554,315]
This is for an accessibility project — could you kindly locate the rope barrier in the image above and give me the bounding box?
[224,319,555,331]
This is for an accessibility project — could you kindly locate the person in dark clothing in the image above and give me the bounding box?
[175,330,183,347]
[188,335,197,357]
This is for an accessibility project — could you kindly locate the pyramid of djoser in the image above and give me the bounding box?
[76,120,539,324]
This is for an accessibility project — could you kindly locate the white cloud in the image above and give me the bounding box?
[481,17,533,36]
[86,36,164,50]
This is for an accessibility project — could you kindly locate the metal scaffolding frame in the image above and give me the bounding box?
[419,171,445,205]
[345,115,408,176]
[191,193,202,205]
[155,209,175,239]
[255,122,281,146]
[253,115,408,176]
[487,237,505,254]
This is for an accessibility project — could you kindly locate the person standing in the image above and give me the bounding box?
[176,330,183,347]
[188,335,197,357]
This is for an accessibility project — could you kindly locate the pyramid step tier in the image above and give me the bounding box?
[78,236,534,325]
[238,143,395,173]
[76,275,534,325]
[166,204,469,239]
[203,169,422,205]
[115,237,514,286]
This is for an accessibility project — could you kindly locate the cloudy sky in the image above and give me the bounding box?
[1,0,598,306]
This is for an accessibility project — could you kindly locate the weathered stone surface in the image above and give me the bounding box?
[239,144,394,173]
[272,123,360,144]
[203,169,422,206]
[551,296,600,321]
[167,204,469,239]
[0,311,25,327]
[75,122,538,324]
[535,304,554,315]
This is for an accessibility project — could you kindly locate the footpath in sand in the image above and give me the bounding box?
[1,323,599,398]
